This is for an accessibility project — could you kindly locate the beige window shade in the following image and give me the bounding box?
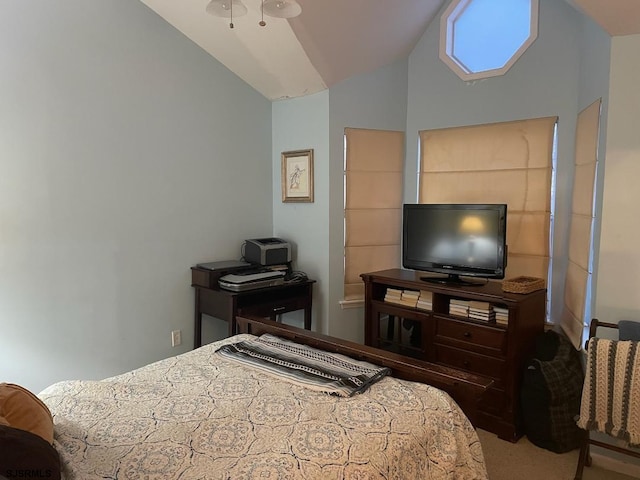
[344,128,404,300]
[419,117,557,281]
[561,99,601,349]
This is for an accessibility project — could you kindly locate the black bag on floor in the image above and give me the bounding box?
[520,330,584,453]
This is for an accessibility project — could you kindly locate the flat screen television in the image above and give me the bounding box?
[402,203,507,285]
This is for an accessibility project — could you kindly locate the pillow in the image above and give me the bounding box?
[0,383,54,444]
[0,424,61,480]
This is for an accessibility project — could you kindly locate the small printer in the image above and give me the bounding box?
[244,237,291,266]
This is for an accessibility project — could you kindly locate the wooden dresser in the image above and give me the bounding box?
[361,268,546,441]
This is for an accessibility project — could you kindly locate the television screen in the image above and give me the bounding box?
[402,203,507,284]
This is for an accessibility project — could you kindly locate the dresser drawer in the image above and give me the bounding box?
[478,386,506,416]
[435,344,505,383]
[436,316,507,354]
[238,297,305,318]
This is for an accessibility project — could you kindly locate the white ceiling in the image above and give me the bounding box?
[140,0,640,101]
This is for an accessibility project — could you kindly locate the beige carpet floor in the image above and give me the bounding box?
[477,429,639,480]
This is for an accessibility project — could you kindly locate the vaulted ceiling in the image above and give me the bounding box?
[140,0,640,101]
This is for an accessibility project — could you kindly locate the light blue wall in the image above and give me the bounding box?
[271,58,409,339]
[272,91,330,332]
[0,0,615,394]
[0,0,272,392]
[326,58,409,340]
[576,14,611,325]
[290,0,611,342]
[596,34,640,323]
[405,0,586,323]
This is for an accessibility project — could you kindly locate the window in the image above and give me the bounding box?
[418,117,558,286]
[560,99,602,349]
[440,0,539,81]
[343,128,404,302]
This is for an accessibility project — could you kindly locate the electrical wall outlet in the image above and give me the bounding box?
[171,329,182,347]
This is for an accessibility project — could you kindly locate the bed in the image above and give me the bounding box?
[39,316,491,479]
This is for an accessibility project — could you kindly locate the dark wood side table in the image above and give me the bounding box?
[191,267,314,348]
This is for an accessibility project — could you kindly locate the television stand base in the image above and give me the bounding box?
[419,274,487,287]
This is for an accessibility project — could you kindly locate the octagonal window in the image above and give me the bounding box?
[440,0,539,81]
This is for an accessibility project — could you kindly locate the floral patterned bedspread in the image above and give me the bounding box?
[39,334,488,480]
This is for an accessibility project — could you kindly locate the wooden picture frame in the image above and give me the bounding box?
[281,149,314,203]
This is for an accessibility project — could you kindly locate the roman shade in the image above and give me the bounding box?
[344,128,404,300]
[560,100,601,349]
[418,116,558,281]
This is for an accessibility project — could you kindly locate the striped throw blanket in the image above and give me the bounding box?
[576,337,640,447]
[216,334,391,397]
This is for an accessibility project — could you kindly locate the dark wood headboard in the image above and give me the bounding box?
[235,315,493,425]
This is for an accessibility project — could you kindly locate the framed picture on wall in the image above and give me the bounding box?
[281,149,314,203]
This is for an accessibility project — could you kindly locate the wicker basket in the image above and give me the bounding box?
[501,276,545,294]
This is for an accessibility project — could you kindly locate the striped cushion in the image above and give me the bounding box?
[576,338,640,447]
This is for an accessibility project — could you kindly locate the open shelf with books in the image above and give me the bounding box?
[361,268,546,442]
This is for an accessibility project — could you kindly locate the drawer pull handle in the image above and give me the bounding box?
[463,360,470,368]
[273,306,286,312]
[463,331,472,338]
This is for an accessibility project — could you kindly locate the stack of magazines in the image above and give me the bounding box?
[494,306,509,325]
[416,291,433,311]
[449,299,470,317]
[468,301,496,322]
[384,288,421,308]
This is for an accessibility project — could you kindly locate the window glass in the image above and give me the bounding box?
[440,0,538,80]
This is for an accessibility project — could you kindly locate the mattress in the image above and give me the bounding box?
[39,334,488,479]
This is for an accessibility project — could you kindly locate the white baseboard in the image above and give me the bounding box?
[592,452,640,478]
